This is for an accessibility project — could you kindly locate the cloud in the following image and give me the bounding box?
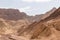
[19,6,40,15]
[19,6,31,12]
[19,6,39,12]
[22,0,52,2]
[0,7,17,9]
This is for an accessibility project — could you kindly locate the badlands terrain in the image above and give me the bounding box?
[0,7,60,40]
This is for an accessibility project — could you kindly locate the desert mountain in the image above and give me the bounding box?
[0,8,56,22]
[0,7,60,40]
[0,9,28,20]
[41,7,56,20]
[0,8,40,24]
[28,7,56,22]
[17,7,60,40]
[0,9,31,36]
[17,7,57,35]
[31,7,60,39]
[41,7,60,21]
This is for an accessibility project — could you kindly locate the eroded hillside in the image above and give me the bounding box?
[0,7,60,40]
[17,7,60,40]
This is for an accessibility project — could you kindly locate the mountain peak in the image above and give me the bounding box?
[0,9,28,20]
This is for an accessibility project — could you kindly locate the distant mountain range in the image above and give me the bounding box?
[0,8,56,22]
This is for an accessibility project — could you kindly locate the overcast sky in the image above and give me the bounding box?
[0,0,60,15]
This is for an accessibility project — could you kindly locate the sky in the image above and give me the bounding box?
[0,0,60,16]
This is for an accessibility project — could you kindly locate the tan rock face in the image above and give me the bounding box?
[30,23,51,39]
[47,19,60,31]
